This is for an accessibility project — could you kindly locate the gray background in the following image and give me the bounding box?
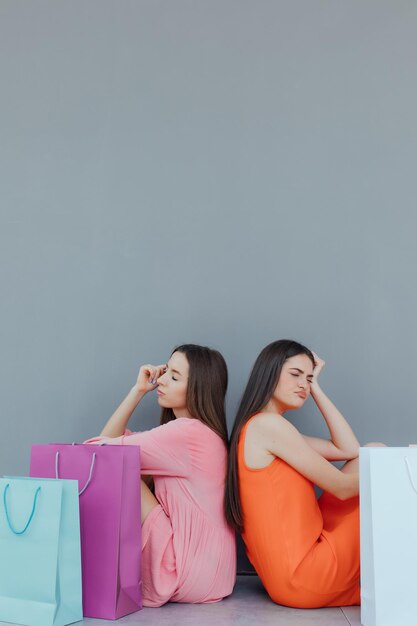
[1,0,417,570]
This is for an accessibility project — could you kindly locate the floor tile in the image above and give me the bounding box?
[0,575,352,626]
[341,606,361,626]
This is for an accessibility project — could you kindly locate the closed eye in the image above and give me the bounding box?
[163,367,177,381]
[291,372,313,384]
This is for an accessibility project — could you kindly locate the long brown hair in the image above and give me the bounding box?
[160,344,228,443]
[224,339,315,532]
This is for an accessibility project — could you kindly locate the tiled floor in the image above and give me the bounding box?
[0,575,361,626]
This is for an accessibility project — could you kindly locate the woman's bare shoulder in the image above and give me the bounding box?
[247,412,296,437]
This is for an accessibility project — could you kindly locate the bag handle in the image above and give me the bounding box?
[55,451,97,496]
[3,484,41,535]
[405,457,417,494]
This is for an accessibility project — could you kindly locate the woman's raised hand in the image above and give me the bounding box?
[136,364,167,394]
[96,363,166,438]
[311,352,325,385]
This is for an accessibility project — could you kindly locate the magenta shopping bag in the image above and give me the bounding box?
[30,444,142,620]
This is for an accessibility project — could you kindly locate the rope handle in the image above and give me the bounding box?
[3,484,41,535]
[55,451,96,496]
[405,457,417,494]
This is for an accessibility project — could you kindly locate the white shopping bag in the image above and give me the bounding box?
[360,447,417,626]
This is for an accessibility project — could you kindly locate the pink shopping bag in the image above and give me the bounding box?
[30,444,142,619]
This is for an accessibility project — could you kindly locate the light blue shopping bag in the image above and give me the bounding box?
[0,476,82,626]
[360,447,417,626]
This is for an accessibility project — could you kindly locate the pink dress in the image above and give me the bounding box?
[85,417,236,607]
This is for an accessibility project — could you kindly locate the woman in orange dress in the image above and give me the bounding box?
[225,339,383,608]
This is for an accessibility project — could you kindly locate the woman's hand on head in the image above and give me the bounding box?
[136,364,167,394]
[311,352,325,386]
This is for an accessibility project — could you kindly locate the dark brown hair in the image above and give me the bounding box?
[224,339,315,532]
[160,344,228,443]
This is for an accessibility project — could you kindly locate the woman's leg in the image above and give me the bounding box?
[341,442,386,474]
[141,479,159,524]
[142,474,155,492]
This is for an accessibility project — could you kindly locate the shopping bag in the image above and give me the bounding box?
[360,447,417,626]
[30,443,142,619]
[0,476,82,626]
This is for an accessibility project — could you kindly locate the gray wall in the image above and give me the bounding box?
[1,0,417,509]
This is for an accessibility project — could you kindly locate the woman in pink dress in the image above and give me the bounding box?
[85,344,236,607]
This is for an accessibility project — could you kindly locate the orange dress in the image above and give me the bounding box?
[238,417,360,608]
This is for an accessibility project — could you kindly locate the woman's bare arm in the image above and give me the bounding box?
[303,354,360,461]
[258,413,358,500]
[100,385,144,437]
[99,363,166,437]
[302,433,358,461]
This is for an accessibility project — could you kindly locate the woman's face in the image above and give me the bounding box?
[156,351,191,417]
[271,353,314,412]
